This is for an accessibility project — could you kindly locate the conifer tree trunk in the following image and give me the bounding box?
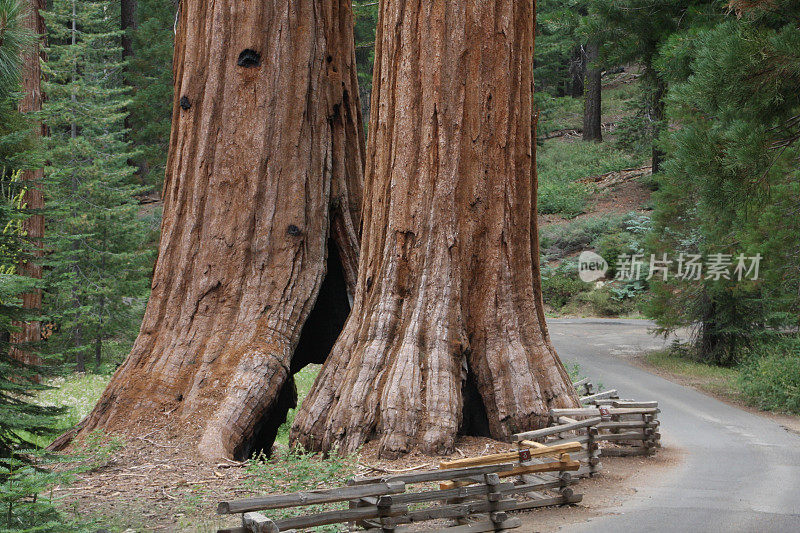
[567,47,585,98]
[121,0,136,62]
[72,0,365,460]
[582,43,602,142]
[651,76,666,173]
[291,0,579,459]
[11,0,46,369]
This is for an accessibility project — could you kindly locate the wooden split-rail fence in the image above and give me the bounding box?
[216,380,661,532]
[217,441,583,533]
[511,379,662,477]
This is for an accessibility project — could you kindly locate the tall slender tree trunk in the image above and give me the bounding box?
[120,0,142,178]
[121,0,136,62]
[11,0,46,369]
[69,0,365,460]
[582,43,602,142]
[291,0,579,459]
[651,76,666,173]
[70,0,84,375]
[567,46,585,98]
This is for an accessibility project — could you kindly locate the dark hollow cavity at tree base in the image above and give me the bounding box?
[236,241,351,461]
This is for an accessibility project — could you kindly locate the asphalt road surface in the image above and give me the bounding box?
[545,318,800,533]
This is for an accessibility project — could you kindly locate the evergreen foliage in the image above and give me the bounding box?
[0,0,61,461]
[0,178,63,458]
[586,0,721,170]
[535,0,584,98]
[126,0,175,191]
[353,1,378,127]
[0,0,36,171]
[0,3,76,530]
[646,0,800,363]
[40,0,154,373]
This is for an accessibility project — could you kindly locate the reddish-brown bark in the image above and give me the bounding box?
[291,0,580,459]
[11,0,46,369]
[73,0,365,460]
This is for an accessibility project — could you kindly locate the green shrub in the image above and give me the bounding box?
[538,181,592,218]
[592,212,651,278]
[540,262,589,309]
[540,215,623,259]
[739,338,800,414]
[579,285,635,317]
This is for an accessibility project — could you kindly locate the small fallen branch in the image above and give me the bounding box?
[357,462,431,474]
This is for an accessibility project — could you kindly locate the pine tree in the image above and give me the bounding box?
[0,8,70,530]
[535,0,584,98]
[352,0,378,129]
[1,172,64,457]
[646,0,800,363]
[586,0,719,172]
[41,0,153,373]
[126,0,174,190]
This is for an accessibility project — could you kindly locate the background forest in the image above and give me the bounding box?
[0,0,798,530]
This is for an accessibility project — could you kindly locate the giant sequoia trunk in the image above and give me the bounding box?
[11,0,46,369]
[72,0,365,460]
[291,0,580,459]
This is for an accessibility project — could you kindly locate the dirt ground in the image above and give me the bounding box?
[538,166,653,230]
[515,446,683,532]
[54,434,678,532]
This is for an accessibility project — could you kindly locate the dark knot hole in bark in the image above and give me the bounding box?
[237,49,261,68]
[179,96,191,110]
[459,367,492,438]
[235,240,351,460]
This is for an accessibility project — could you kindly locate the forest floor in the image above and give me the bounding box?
[536,69,655,319]
[52,430,674,532]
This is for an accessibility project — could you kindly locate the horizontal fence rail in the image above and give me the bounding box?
[217,380,660,532]
[217,444,585,532]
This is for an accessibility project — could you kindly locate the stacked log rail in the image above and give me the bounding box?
[511,418,602,478]
[547,406,661,457]
[218,464,521,532]
[436,443,584,512]
[216,442,585,533]
[508,380,662,475]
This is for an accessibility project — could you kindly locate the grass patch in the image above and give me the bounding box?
[244,447,359,531]
[538,141,644,218]
[645,342,800,416]
[35,374,111,434]
[274,364,322,447]
[602,84,640,118]
[643,349,741,399]
[538,94,583,133]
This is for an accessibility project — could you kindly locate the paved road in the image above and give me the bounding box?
[545,318,800,533]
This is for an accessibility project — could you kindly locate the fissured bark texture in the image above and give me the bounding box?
[77,0,365,460]
[291,0,579,459]
[11,0,46,369]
